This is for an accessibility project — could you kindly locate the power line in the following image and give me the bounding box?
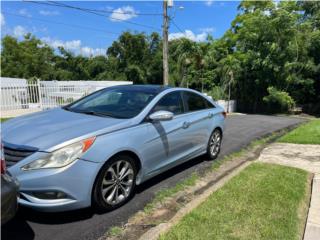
[49,0,162,16]
[23,0,161,31]
[48,1,162,31]
[170,19,184,34]
[3,11,121,37]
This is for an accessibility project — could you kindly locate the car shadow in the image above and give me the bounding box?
[136,154,207,193]
[1,154,212,240]
[1,216,35,240]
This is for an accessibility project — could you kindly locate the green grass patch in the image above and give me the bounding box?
[0,118,11,122]
[160,163,309,240]
[108,226,123,237]
[144,173,198,214]
[278,119,320,144]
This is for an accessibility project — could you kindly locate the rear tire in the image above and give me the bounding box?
[92,154,137,212]
[206,128,222,160]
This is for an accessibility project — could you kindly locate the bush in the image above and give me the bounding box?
[263,87,295,113]
[208,86,226,100]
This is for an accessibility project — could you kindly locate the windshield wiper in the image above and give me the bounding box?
[64,108,125,119]
[74,110,119,118]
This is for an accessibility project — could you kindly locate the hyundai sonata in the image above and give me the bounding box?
[1,85,225,211]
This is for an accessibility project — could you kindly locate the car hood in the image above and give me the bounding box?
[1,108,133,151]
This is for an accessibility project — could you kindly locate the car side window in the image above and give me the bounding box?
[183,91,212,112]
[152,92,184,115]
[206,99,215,108]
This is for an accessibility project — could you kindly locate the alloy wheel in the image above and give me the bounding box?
[101,160,134,205]
[210,130,221,156]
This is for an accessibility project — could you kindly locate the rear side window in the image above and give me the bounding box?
[153,91,184,115]
[183,91,214,112]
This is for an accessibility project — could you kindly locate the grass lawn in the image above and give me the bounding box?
[159,163,310,240]
[278,119,320,144]
[0,118,11,122]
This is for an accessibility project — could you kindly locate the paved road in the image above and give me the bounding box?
[2,115,304,240]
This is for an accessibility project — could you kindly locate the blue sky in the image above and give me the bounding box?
[1,1,239,56]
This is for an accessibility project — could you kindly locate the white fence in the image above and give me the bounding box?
[216,100,236,113]
[203,93,236,113]
[0,78,132,118]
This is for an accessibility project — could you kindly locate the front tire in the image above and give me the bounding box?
[92,155,137,212]
[206,128,222,160]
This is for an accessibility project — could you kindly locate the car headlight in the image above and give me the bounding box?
[21,137,96,171]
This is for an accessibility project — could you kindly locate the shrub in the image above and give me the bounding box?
[208,86,226,100]
[263,87,295,113]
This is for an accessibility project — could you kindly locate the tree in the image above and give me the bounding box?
[1,34,55,80]
[107,31,162,84]
[1,1,319,114]
[222,0,316,112]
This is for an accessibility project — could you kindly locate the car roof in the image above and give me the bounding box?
[106,84,172,94]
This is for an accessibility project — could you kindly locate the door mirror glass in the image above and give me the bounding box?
[149,110,174,122]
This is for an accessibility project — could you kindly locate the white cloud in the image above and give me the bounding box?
[39,10,60,16]
[205,1,214,7]
[42,37,104,57]
[80,47,105,57]
[199,27,215,33]
[42,37,81,50]
[13,25,27,37]
[1,13,5,26]
[169,30,209,42]
[18,9,32,17]
[109,6,137,22]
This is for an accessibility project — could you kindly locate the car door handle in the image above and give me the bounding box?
[182,121,191,129]
[208,113,214,118]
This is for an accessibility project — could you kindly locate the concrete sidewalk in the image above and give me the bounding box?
[258,143,320,240]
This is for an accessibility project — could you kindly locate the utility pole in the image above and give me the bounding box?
[163,0,170,85]
[227,70,234,113]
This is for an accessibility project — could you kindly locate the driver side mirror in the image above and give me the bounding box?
[149,110,174,122]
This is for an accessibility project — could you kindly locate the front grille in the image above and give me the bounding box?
[4,143,37,167]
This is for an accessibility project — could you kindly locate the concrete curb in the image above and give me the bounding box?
[138,162,251,240]
[304,173,320,240]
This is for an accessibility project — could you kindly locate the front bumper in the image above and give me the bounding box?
[9,158,101,212]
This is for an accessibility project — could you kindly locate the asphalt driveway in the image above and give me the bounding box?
[1,114,304,240]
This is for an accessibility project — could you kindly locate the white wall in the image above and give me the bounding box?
[216,100,236,113]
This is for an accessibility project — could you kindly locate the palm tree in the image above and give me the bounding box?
[217,55,241,112]
[174,39,196,87]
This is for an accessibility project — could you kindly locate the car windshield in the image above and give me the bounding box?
[65,88,157,119]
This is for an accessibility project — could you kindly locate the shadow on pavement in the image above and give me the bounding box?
[136,155,206,193]
[2,216,35,240]
[1,154,210,240]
